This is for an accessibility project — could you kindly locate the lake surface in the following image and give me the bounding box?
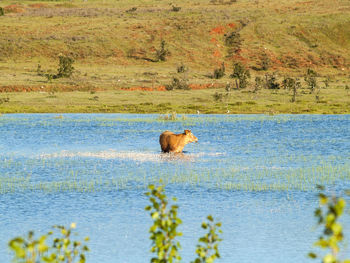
[0,114,349,262]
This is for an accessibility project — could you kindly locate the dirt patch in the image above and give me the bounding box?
[28,3,49,9]
[4,4,26,14]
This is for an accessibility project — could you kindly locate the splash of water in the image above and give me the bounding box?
[39,150,225,163]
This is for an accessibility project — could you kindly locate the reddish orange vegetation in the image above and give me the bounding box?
[0,85,105,93]
[28,3,48,8]
[213,50,222,58]
[210,23,237,35]
[4,4,26,13]
[210,26,226,35]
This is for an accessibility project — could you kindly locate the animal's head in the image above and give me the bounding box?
[184,129,198,143]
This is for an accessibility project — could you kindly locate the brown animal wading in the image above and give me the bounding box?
[159,130,198,153]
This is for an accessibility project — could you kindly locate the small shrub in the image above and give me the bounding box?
[158,112,184,121]
[283,77,301,102]
[36,63,43,76]
[177,63,188,73]
[304,68,318,94]
[0,97,10,104]
[156,40,170,62]
[9,223,89,263]
[224,31,242,56]
[264,73,280,89]
[213,92,223,102]
[171,6,181,12]
[212,62,225,79]
[260,52,271,71]
[323,76,331,88]
[0,7,5,16]
[45,73,54,83]
[56,55,74,78]
[253,76,264,93]
[230,62,250,89]
[166,77,189,90]
[89,96,99,101]
[126,7,137,13]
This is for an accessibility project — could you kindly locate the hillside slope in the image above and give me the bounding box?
[0,0,349,88]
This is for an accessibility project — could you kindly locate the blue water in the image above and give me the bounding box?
[0,114,350,262]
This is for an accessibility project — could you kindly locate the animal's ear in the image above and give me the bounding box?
[184,129,191,134]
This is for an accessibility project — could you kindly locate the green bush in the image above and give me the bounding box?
[0,7,5,16]
[304,68,318,94]
[213,92,223,102]
[224,31,242,56]
[9,223,89,263]
[177,63,188,74]
[253,76,264,93]
[192,215,222,263]
[309,186,349,263]
[264,73,280,89]
[212,62,225,79]
[56,55,75,78]
[172,6,181,12]
[166,77,189,90]
[156,40,170,62]
[145,184,222,263]
[282,76,301,102]
[230,62,250,89]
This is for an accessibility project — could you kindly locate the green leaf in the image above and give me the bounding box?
[308,252,317,259]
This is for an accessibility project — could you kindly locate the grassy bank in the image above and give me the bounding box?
[0,86,349,114]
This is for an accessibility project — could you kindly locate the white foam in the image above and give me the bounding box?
[39,150,225,163]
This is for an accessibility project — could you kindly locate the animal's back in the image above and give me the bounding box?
[159,131,176,152]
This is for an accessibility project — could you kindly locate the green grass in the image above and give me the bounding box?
[0,85,349,114]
